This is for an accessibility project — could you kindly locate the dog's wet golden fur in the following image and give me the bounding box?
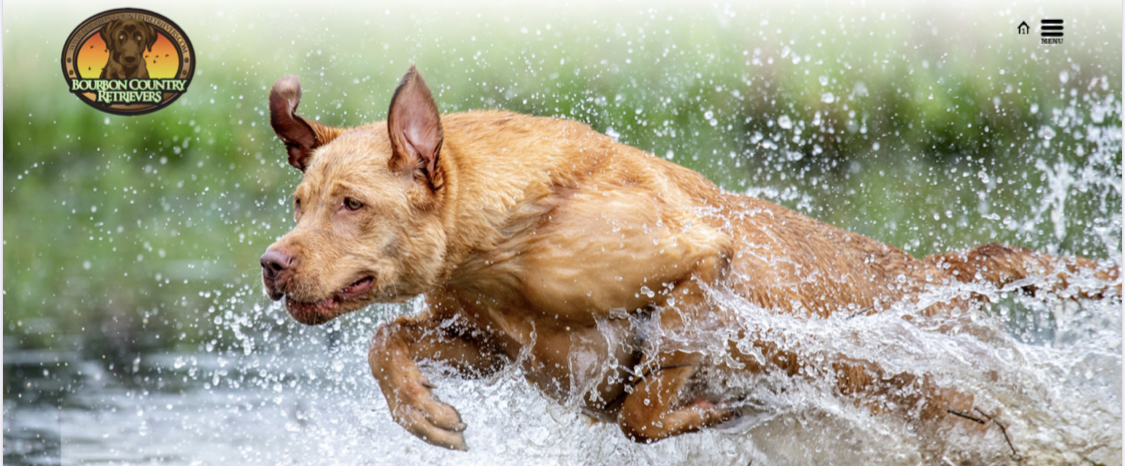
[261,66,1119,450]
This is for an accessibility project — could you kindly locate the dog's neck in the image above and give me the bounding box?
[432,111,587,290]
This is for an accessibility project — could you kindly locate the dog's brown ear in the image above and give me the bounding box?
[99,20,117,45]
[145,23,159,52]
[387,65,444,189]
[269,76,342,171]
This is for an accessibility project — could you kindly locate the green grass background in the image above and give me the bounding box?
[4,1,1121,355]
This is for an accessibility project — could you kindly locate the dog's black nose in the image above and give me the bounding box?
[260,249,295,283]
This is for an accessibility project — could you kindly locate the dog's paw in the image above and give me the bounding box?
[691,397,736,427]
[389,379,468,451]
[712,404,777,434]
[395,402,468,451]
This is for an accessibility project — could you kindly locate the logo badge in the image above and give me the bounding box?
[61,8,195,116]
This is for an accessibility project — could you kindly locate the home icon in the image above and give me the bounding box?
[1018,21,1030,34]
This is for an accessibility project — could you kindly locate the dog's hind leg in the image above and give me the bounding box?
[726,335,978,423]
[369,309,509,451]
[829,356,976,422]
[617,350,732,443]
[926,243,1120,299]
[616,275,735,443]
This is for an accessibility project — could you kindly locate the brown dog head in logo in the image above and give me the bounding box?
[99,19,158,79]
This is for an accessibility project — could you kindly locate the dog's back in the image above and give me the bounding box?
[438,110,973,318]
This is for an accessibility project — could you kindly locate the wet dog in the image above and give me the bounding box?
[261,66,1120,451]
[99,19,158,79]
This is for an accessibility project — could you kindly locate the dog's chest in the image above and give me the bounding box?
[465,296,642,416]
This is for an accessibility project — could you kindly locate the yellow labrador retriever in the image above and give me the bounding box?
[260,66,1119,450]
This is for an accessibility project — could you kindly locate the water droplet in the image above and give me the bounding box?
[777,115,792,130]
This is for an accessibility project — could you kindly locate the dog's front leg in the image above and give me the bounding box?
[617,351,731,443]
[368,315,505,451]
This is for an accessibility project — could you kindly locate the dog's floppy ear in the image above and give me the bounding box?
[269,75,343,171]
[145,23,159,52]
[387,65,444,190]
[99,20,118,46]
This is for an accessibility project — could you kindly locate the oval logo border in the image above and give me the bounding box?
[61,8,196,116]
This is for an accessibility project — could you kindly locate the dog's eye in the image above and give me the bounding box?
[118,34,125,41]
[135,35,142,42]
[343,198,363,211]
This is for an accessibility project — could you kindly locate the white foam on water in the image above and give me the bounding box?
[130,276,1116,466]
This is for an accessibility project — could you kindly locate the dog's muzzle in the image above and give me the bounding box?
[260,248,294,300]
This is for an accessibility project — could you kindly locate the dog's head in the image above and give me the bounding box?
[261,66,449,325]
[100,19,158,68]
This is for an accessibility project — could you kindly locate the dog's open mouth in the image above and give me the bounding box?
[285,276,374,325]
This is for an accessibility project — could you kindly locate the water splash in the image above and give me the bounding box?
[20,268,1114,465]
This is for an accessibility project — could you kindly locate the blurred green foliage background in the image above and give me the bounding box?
[4,1,1121,357]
